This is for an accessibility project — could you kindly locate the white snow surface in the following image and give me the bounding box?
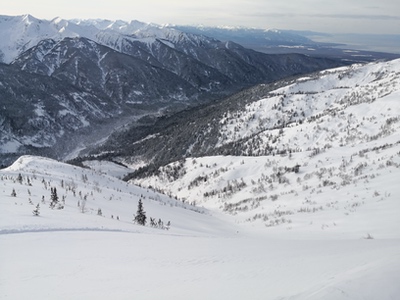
[1,153,400,300]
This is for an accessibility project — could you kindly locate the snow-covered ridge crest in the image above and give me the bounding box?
[0,14,97,62]
[0,14,213,63]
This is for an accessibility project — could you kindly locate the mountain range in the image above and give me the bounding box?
[0,14,346,165]
[170,25,400,61]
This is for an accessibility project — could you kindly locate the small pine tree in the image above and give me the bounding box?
[134,199,146,226]
[165,221,171,230]
[17,173,23,184]
[11,188,17,197]
[32,204,40,216]
[97,208,102,216]
[49,187,59,209]
[158,218,164,229]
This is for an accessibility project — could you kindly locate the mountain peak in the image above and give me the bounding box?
[21,14,41,24]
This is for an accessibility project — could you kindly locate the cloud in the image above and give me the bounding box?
[244,12,400,21]
[311,14,400,21]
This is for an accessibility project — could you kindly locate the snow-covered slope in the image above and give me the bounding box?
[0,155,216,235]
[130,59,400,239]
[214,59,400,154]
[1,155,400,299]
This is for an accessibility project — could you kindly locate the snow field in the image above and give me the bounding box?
[2,230,400,300]
[1,154,400,299]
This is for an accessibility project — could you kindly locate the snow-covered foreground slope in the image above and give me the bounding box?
[0,156,221,236]
[2,230,399,300]
[1,156,400,299]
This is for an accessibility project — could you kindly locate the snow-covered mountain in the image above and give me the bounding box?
[171,25,314,46]
[0,14,346,165]
[11,37,196,104]
[85,59,400,238]
[0,62,122,163]
[95,59,400,165]
[0,14,98,63]
[0,15,308,63]
[4,14,342,89]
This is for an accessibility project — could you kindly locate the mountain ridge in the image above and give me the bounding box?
[117,59,400,235]
[0,14,347,164]
[80,59,400,179]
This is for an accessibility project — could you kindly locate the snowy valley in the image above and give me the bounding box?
[1,58,400,299]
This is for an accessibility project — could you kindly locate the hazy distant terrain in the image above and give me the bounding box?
[172,25,400,60]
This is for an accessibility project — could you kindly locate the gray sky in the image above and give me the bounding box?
[2,0,400,34]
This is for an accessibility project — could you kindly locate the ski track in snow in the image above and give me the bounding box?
[0,227,128,235]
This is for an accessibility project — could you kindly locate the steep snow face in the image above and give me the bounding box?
[132,59,400,239]
[0,15,55,62]
[0,15,99,63]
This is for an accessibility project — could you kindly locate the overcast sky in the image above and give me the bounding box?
[3,0,400,34]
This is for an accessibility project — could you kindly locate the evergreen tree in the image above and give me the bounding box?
[17,173,23,184]
[158,218,164,229]
[49,187,59,209]
[134,199,146,226]
[11,188,16,197]
[32,204,40,216]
